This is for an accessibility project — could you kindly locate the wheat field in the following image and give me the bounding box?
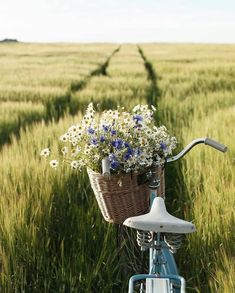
[0,43,234,292]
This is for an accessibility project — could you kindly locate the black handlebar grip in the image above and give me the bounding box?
[205,138,228,153]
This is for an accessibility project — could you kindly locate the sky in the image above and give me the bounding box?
[1,0,235,43]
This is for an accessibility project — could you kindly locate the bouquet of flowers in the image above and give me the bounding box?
[41,103,177,174]
[40,103,177,223]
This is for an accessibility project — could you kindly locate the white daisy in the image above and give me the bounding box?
[70,160,79,169]
[50,160,58,168]
[60,134,68,142]
[40,148,50,157]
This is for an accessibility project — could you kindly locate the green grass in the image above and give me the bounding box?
[0,43,234,292]
[0,43,117,124]
[0,44,118,145]
[141,43,235,292]
[71,45,151,109]
[0,44,146,292]
[0,43,117,102]
[0,101,46,147]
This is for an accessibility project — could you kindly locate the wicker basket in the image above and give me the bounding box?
[87,167,165,224]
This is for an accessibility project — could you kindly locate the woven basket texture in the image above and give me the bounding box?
[87,167,165,224]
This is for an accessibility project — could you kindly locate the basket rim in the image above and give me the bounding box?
[86,165,164,177]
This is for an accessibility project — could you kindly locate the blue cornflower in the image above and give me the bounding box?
[100,135,105,143]
[102,125,109,132]
[133,115,143,123]
[110,129,117,136]
[124,153,131,160]
[127,147,133,155]
[87,127,95,135]
[124,142,129,148]
[160,142,167,150]
[91,138,98,145]
[110,161,119,170]
[111,139,123,150]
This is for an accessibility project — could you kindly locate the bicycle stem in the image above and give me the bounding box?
[166,137,227,163]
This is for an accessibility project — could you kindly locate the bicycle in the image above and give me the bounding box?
[119,137,227,293]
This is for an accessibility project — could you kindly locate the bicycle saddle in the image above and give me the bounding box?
[123,197,196,234]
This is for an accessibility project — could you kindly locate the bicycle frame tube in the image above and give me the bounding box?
[149,240,179,275]
[149,189,156,272]
[146,189,181,290]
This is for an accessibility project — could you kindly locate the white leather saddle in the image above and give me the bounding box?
[123,197,196,234]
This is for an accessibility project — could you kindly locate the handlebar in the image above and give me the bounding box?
[204,138,227,152]
[166,137,228,163]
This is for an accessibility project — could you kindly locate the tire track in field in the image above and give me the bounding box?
[137,45,161,106]
[0,46,120,150]
[138,45,193,283]
[138,45,188,215]
[70,46,120,92]
[68,46,121,115]
[46,45,120,117]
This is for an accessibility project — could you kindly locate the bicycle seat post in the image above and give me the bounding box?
[148,167,161,203]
